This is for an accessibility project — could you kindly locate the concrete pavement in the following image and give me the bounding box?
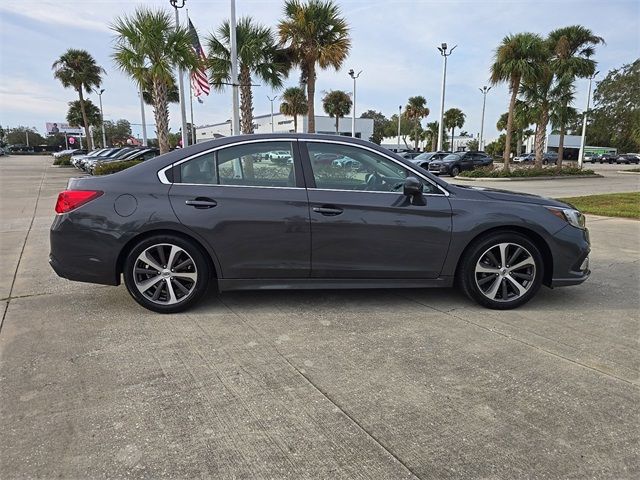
[1,155,639,479]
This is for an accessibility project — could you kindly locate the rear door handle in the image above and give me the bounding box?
[313,205,343,216]
[185,198,217,209]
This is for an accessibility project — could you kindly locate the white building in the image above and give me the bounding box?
[381,133,477,153]
[523,134,616,159]
[197,113,373,142]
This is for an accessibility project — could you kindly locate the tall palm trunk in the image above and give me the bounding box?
[557,118,566,169]
[293,115,298,132]
[306,63,316,133]
[516,134,523,157]
[77,88,94,150]
[451,127,455,151]
[431,134,437,152]
[503,76,520,172]
[335,115,339,133]
[534,108,549,168]
[414,119,419,151]
[152,78,170,154]
[239,65,254,135]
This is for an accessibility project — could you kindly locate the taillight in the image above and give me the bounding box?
[55,190,103,214]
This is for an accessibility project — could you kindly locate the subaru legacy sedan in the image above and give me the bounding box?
[50,134,590,313]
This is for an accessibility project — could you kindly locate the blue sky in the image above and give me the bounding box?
[1,0,638,142]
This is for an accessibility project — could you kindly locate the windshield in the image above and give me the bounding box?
[414,152,434,160]
[442,153,462,162]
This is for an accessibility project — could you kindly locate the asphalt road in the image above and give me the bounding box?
[1,155,639,479]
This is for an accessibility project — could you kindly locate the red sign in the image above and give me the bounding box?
[69,137,75,145]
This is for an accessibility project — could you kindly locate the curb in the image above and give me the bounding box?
[453,174,603,182]
[616,171,640,175]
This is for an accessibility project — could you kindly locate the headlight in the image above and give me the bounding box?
[545,206,586,229]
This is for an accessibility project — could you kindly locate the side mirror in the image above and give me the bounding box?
[403,176,423,197]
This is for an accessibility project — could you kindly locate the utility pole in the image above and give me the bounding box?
[170,0,189,147]
[267,95,278,133]
[138,85,148,146]
[437,43,456,151]
[229,0,240,135]
[578,71,598,169]
[95,88,107,147]
[479,85,491,151]
[348,69,362,138]
[397,105,402,151]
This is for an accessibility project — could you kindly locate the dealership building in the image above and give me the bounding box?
[196,113,373,142]
[524,134,617,159]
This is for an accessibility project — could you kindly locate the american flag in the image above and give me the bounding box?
[188,18,210,98]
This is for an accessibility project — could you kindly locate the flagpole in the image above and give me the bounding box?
[171,0,189,147]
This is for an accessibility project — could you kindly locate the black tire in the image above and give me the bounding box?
[458,231,544,310]
[450,166,460,177]
[123,234,210,313]
[542,159,548,165]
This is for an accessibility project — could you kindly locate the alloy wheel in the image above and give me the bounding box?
[133,243,198,305]
[474,242,536,302]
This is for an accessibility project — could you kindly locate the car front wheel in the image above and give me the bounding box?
[123,235,210,313]
[450,166,460,177]
[459,232,543,309]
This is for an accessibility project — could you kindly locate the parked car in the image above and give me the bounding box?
[428,151,493,176]
[583,154,601,163]
[542,152,558,165]
[615,154,640,164]
[599,153,619,164]
[89,148,160,174]
[53,148,86,159]
[399,151,421,160]
[71,148,112,168]
[82,148,138,171]
[513,152,558,165]
[50,134,590,313]
[410,151,450,169]
[513,153,535,163]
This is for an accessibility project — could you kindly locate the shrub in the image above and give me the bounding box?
[53,154,71,166]
[94,160,142,175]
[458,165,596,178]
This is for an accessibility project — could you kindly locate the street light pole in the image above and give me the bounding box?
[479,85,491,151]
[229,0,240,135]
[267,95,278,133]
[578,71,598,169]
[95,88,107,147]
[397,105,402,151]
[437,43,456,151]
[170,0,189,147]
[348,69,362,138]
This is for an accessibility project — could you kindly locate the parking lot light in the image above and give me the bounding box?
[578,71,599,169]
[437,43,456,151]
[479,86,491,151]
[348,69,362,138]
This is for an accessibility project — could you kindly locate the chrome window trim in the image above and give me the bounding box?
[300,138,450,196]
[169,183,304,190]
[157,137,299,185]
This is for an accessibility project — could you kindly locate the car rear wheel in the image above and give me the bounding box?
[123,235,210,313]
[450,166,460,177]
[459,232,543,309]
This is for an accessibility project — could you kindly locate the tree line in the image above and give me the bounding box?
[45,0,637,161]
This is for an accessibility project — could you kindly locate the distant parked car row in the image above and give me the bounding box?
[513,152,559,165]
[584,153,639,164]
[70,147,160,174]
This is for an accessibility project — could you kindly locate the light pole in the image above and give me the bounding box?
[229,0,240,134]
[170,0,189,147]
[578,70,598,169]
[397,105,402,151]
[348,69,362,138]
[95,88,107,147]
[479,85,491,151]
[267,95,278,133]
[436,43,456,151]
[138,86,148,146]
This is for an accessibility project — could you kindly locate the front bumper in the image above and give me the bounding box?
[549,224,591,288]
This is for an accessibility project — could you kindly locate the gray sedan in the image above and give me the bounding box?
[50,134,590,313]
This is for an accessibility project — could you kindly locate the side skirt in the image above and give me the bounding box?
[218,277,454,292]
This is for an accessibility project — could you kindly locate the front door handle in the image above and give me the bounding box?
[313,205,343,216]
[185,197,217,209]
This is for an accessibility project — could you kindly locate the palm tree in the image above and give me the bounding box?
[52,49,105,150]
[279,0,351,133]
[112,8,199,154]
[405,96,429,151]
[426,121,439,151]
[279,86,308,132]
[207,17,289,134]
[66,99,101,146]
[322,90,352,133]
[548,25,604,167]
[550,77,578,164]
[444,108,466,151]
[490,32,546,171]
[142,77,180,105]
